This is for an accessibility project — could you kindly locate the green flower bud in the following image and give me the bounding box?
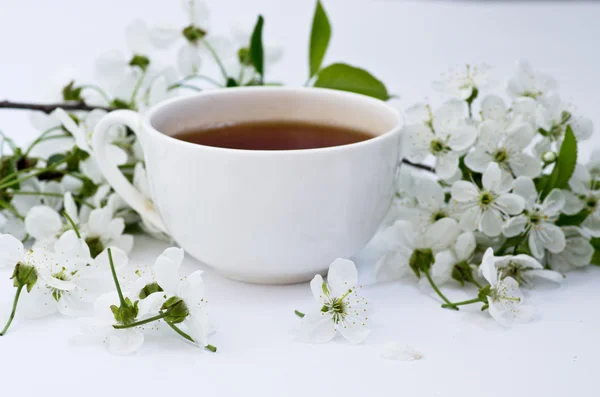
[139,282,164,299]
[542,151,557,164]
[62,81,82,101]
[237,47,251,66]
[110,297,139,325]
[129,55,150,71]
[11,263,38,292]
[451,261,473,286]
[409,249,434,278]
[161,296,189,324]
[182,25,207,44]
[110,99,133,110]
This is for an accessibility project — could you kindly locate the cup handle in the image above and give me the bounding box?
[93,110,168,234]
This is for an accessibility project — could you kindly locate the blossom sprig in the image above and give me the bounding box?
[383,60,598,327]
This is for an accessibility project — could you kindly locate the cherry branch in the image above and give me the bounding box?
[0,100,115,114]
[401,159,434,173]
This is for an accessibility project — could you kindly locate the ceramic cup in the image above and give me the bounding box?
[93,87,402,284]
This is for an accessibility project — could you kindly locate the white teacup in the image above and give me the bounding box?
[93,87,402,284]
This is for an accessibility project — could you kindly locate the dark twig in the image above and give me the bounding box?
[400,158,435,173]
[0,100,115,114]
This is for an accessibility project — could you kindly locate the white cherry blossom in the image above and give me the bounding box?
[432,63,491,100]
[425,232,476,287]
[405,100,476,179]
[480,248,535,327]
[503,176,565,258]
[547,227,594,273]
[490,250,563,286]
[297,259,369,344]
[507,60,557,100]
[375,218,461,282]
[562,164,600,236]
[451,163,525,236]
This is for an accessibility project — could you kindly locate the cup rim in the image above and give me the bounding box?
[144,86,402,155]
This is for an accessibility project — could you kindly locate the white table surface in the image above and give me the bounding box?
[1,1,600,396]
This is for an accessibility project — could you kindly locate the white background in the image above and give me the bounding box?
[1,1,600,396]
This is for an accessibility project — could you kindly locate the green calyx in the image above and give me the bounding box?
[62,81,83,101]
[465,86,479,106]
[129,55,150,71]
[409,248,434,278]
[237,47,252,66]
[161,296,189,324]
[85,236,104,259]
[110,297,139,326]
[11,263,38,292]
[477,284,492,302]
[586,197,597,211]
[110,98,134,110]
[451,261,473,286]
[139,282,164,300]
[182,24,207,44]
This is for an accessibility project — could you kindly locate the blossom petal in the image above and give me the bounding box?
[487,298,514,327]
[107,329,144,355]
[310,274,326,302]
[477,120,504,151]
[179,270,205,307]
[454,232,476,261]
[495,193,525,215]
[177,44,202,76]
[537,223,566,253]
[432,99,466,132]
[186,310,209,347]
[526,269,564,283]
[435,153,459,180]
[569,164,591,196]
[482,162,502,192]
[327,258,358,296]
[296,312,337,343]
[405,124,433,163]
[480,95,507,121]
[0,234,24,268]
[561,190,584,215]
[502,215,528,237]
[459,206,481,232]
[24,205,62,241]
[63,192,79,225]
[583,213,600,237]
[511,254,543,269]
[414,178,445,210]
[430,250,455,285]
[464,149,492,173]
[481,209,503,236]
[338,318,370,344]
[451,181,479,202]
[382,343,423,361]
[154,254,181,294]
[54,230,91,267]
[150,23,180,48]
[541,189,565,216]
[447,124,476,151]
[87,207,113,237]
[125,19,151,54]
[480,248,498,285]
[426,218,461,251]
[375,251,411,282]
[37,267,76,291]
[92,246,128,273]
[509,153,541,179]
[528,230,545,259]
[512,176,537,207]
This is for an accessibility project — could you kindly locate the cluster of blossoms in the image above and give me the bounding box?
[378,60,597,326]
[0,0,391,352]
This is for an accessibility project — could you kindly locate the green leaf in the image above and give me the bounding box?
[249,15,265,80]
[314,63,389,100]
[556,209,590,227]
[591,238,600,266]
[47,153,66,166]
[541,125,577,199]
[309,0,331,77]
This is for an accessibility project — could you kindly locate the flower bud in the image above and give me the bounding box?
[542,151,557,164]
[182,25,207,44]
[110,297,139,325]
[129,55,150,71]
[161,296,189,324]
[11,263,38,292]
[409,249,434,277]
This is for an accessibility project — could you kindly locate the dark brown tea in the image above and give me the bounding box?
[172,120,374,150]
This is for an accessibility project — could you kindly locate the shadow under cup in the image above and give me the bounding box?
[145,87,401,284]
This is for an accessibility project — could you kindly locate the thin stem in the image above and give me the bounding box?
[294,310,305,318]
[113,312,167,329]
[168,84,203,92]
[441,297,483,309]
[11,191,95,209]
[201,38,229,81]
[24,126,63,157]
[173,74,223,88]
[130,71,147,106]
[79,85,112,104]
[0,100,114,114]
[62,211,81,238]
[400,159,435,173]
[0,163,66,190]
[165,320,194,342]
[205,344,217,353]
[470,278,483,289]
[108,248,126,306]
[424,270,458,310]
[0,286,24,336]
